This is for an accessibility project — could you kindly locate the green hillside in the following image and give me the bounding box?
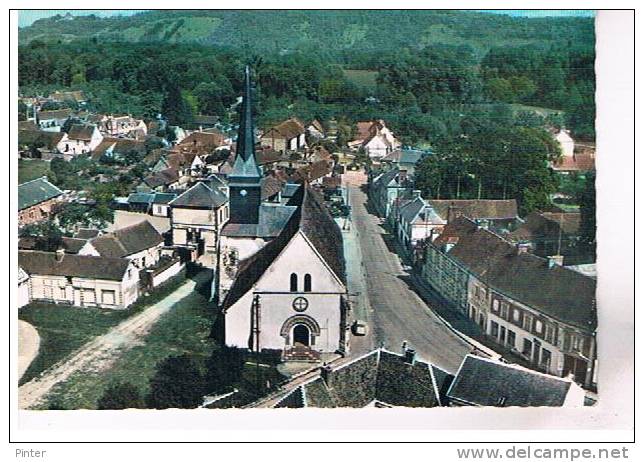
[19,10,594,59]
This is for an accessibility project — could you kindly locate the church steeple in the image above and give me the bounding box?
[228,66,262,225]
[230,66,262,180]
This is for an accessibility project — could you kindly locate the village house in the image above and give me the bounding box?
[90,137,147,162]
[36,108,73,132]
[79,220,164,270]
[56,124,103,155]
[380,149,428,175]
[306,119,326,140]
[260,118,307,153]
[425,217,597,389]
[446,354,585,407]
[506,211,590,264]
[18,177,64,228]
[175,129,228,157]
[141,168,182,192]
[369,167,414,219]
[395,192,447,257]
[125,192,178,217]
[554,129,575,157]
[18,250,139,310]
[349,120,401,158]
[169,177,229,260]
[426,199,520,232]
[99,115,147,138]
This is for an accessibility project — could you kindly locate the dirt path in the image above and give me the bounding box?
[19,277,200,410]
[18,320,40,380]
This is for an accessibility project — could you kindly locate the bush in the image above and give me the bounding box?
[97,382,145,410]
[146,354,206,409]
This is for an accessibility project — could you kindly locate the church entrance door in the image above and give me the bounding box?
[292,324,310,347]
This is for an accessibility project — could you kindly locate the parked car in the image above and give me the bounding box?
[352,320,368,336]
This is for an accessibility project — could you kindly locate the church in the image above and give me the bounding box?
[218,67,350,360]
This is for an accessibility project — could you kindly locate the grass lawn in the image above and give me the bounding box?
[18,159,50,184]
[39,270,217,409]
[18,269,190,386]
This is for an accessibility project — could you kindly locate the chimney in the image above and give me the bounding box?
[404,347,416,365]
[447,206,463,223]
[516,243,530,255]
[55,248,65,262]
[547,255,564,268]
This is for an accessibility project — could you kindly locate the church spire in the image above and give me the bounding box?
[230,65,261,180]
[228,66,262,225]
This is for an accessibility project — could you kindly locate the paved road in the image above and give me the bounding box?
[343,172,473,373]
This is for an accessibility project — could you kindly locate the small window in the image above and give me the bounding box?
[512,308,521,323]
[492,299,499,312]
[541,348,552,368]
[290,273,298,292]
[534,319,544,334]
[499,326,506,343]
[500,303,508,319]
[304,274,312,292]
[522,338,532,356]
[490,320,499,338]
[507,330,516,348]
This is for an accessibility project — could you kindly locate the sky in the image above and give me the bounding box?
[18,9,595,28]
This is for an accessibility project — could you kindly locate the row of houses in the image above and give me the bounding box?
[18,220,171,310]
[421,217,597,389]
[368,156,597,390]
[254,347,586,409]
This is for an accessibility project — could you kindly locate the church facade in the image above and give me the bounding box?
[218,67,350,359]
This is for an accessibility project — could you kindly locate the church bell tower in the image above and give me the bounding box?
[228,66,262,225]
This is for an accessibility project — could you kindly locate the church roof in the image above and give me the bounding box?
[229,66,262,181]
[222,185,345,309]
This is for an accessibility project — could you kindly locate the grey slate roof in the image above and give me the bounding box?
[18,177,63,211]
[447,355,573,407]
[220,204,296,238]
[169,182,228,209]
[19,250,131,281]
[229,67,262,181]
[399,197,445,225]
[88,220,163,258]
[222,185,344,309]
[271,349,441,408]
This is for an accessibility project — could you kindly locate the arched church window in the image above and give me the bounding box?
[290,273,298,292]
[304,274,312,292]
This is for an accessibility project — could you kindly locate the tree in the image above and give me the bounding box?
[578,170,596,259]
[146,355,206,409]
[97,382,145,410]
[19,222,63,251]
[161,82,194,127]
[204,347,246,395]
